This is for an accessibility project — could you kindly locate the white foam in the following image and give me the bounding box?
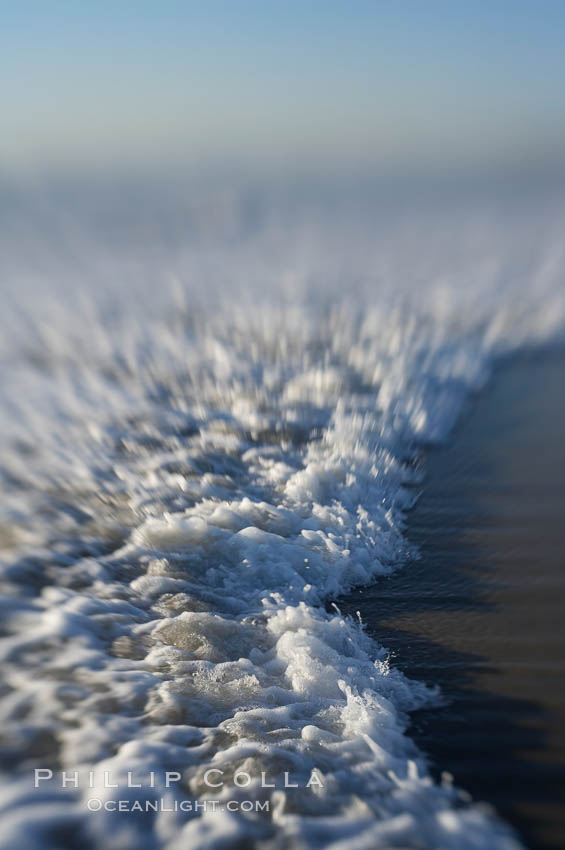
[1,179,563,848]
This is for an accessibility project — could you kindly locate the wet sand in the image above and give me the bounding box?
[339,350,565,850]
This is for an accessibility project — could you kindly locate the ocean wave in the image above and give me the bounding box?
[0,181,563,849]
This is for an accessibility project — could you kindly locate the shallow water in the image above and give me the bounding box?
[339,350,565,849]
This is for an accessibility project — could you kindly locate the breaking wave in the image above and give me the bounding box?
[0,178,564,849]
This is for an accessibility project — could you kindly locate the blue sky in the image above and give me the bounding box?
[2,0,565,175]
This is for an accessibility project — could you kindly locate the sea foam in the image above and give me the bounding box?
[0,178,563,849]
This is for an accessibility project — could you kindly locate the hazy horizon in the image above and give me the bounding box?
[2,0,565,180]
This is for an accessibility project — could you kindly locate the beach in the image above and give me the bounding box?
[340,349,565,849]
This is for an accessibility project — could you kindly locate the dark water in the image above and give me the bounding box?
[339,351,565,850]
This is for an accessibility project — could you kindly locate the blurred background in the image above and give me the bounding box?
[2,0,565,181]
[3,0,565,319]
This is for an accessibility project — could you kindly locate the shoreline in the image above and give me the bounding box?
[339,347,565,850]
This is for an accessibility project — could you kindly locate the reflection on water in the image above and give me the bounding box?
[340,350,565,850]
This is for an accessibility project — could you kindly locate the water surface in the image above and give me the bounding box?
[341,351,565,850]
